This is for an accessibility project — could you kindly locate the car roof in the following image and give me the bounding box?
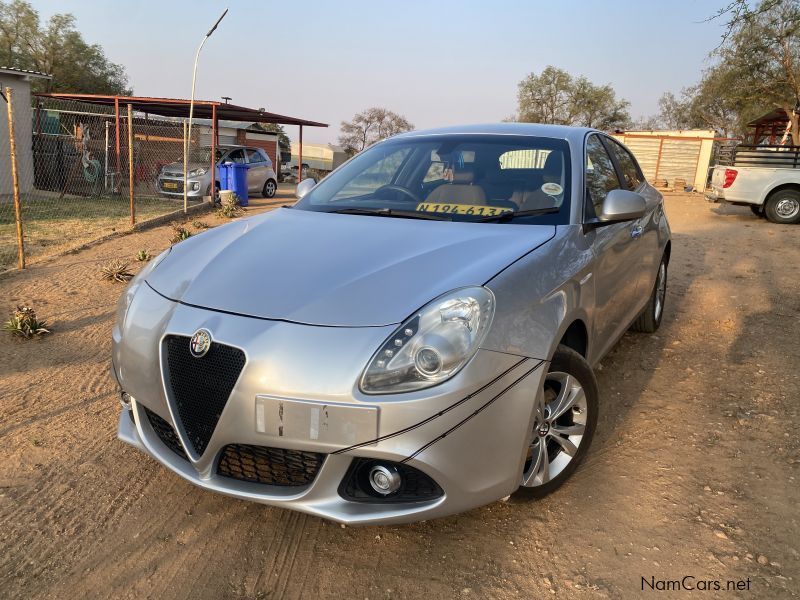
[393,123,596,144]
[206,145,267,153]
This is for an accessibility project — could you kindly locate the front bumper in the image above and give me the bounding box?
[157,175,206,198]
[113,284,546,525]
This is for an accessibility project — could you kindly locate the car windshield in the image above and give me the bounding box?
[294,134,571,224]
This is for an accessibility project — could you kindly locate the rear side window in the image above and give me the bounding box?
[226,149,246,164]
[585,135,621,217]
[605,139,643,190]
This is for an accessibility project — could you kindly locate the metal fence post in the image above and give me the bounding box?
[127,103,135,226]
[5,86,25,269]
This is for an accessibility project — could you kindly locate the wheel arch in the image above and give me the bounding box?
[761,182,800,205]
[557,319,588,359]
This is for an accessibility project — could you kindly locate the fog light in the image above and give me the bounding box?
[119,391,132,407]
[368,464,401,495]
[190,181,200,191]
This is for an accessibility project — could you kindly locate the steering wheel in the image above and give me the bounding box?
[374,184,422,204]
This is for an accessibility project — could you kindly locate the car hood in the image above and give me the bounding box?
[146,208,556,327]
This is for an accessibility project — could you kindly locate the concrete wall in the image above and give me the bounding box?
[0,75,34,195]
[236,130,279,168]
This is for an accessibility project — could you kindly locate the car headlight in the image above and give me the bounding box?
[188,167,207,177]
[115,247,172,329]
[360,287,495,394]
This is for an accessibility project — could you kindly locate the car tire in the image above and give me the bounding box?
[262,179,277,198]
[630,256,667,333]
[206,182,220,203]
[750,205,765,217]
[764,189,800,224]
[514,345,598,499]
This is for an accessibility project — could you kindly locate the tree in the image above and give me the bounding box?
[708,0,800,142]
[259,122,291,148]
[0,0,130,94]
[338,107,413,155]
[514,66,631,130]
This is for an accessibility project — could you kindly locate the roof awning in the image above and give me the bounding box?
[33,93,327,127]
[747,108,788,128]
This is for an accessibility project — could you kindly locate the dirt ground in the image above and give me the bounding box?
[0,189,798,599]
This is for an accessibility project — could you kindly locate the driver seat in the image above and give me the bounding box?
[426,169,487,205]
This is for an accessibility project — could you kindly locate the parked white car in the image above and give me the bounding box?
[706,145,800,224]
[157,146,278,199]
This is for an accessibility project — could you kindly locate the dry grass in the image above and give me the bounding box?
[0,192,183,271]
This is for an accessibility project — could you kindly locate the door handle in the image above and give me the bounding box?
[630,224,643,239]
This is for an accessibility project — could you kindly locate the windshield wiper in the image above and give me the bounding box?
[327,207,453,221]
[474,207,560,223]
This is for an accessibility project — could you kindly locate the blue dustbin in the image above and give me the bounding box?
[217,162,249,206]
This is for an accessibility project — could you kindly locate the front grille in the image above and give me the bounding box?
[164,335,246,456]
[217,444,325,487]
[144,406,188,460]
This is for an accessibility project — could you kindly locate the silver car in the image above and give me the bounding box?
[157,145,278,199]
[113,124,671,525]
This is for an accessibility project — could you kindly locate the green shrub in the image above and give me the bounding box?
[4,306,50,339]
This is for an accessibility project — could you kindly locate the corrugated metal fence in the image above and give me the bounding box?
[612,132,716,191]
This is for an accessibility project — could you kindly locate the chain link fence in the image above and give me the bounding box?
[0,94,206,271]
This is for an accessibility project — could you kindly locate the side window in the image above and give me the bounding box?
[331,147,412,201]
[585,135,621,217]
[423,161,445,183]
[246,149,263,164]
[225,149,246,164]
[604,139,642,190]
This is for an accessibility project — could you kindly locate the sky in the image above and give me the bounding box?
[31,0,732,145]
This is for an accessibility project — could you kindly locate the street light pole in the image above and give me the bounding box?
[184,8,228,213]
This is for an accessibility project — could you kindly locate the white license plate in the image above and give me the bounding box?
[255,395,378,448]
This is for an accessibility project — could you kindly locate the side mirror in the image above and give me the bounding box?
[295,178,317,199]
[599,189,646,222]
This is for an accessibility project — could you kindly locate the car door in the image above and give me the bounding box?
[220,148,247,194]
[601,136,658,304]
[245,148,267,192]
[583,134,644,355]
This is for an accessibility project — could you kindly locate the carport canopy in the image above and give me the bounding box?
[35,92,327,181]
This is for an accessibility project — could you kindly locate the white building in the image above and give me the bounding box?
[0,67,51,195]
[289,142,347,172]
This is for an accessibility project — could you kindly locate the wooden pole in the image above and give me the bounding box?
[210,103,217,199]
[128,104,135,226]
[114,97,121,183]
[6,87,24,269]
[183,119,188,213]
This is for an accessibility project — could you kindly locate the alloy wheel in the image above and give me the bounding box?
[775,197,800,219]
[521,371,588,487]
[654,262,666,321]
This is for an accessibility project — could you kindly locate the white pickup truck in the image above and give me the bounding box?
[705,145,800,224]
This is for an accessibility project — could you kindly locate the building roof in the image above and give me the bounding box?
[0,66,52,79]
[34,93,327,127]
[747,108,789,127]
